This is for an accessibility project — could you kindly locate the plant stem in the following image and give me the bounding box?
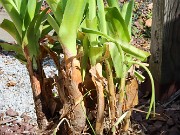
[128,61,155,118]
[105,59,116,125]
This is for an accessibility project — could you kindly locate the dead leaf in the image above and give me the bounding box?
[123,78,138,111]
[145,18,152,27]
[89,63,105,134]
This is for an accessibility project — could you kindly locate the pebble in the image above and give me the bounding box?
[0,52,37,121]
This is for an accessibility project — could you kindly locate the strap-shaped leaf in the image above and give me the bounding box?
[0,43,23,54]
[0,19,21,45]
[121,0,134,36]
[13,0,22,12]
[46,0,67,25]
[19,0,28,19]
[47,14,59,34]
[14,53,26,64]
[97,0,107,34]
[86,0,97,44]
[35,0,43,15]
[109,42,123,78]
[82,28,150,61]
[106,7,130,43]
[59,0,87,56]
[41,24,53,38]
[89,47,103,66]
[106,0,120,11]
[81,36,89,81]
[27,0,37,21]
[25,15,40,58]
[0,0,23,36]
[23,0,37,29]
[34,8,49,36]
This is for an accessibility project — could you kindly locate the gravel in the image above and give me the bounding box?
[0,52,37,122]
[0,50,59,125]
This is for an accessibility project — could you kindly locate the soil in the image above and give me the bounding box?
[130,91,180,135]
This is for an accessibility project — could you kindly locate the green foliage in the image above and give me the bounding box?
[81,0,155,123]
[0,0,48,63]
[46,0,87,56]
[0,0,155,133]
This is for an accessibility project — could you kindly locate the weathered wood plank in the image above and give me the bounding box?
[149,0,180,99]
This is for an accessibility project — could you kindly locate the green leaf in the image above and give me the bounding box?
[97,0,107,34]
[41,24,53,38]
[19,0,28,19]
[25,15,40,58]
[47,14,59,34]
[27,0,36,21]
[13,0,22,12]
[86,18,98,45]
[121,0,134,36]
[112,111,130,132]
[81,36,89,81]
[0,0,23,36]
[89,47,103,66]
[106,7,130,42]
[23,0,37,30]
[35,0,43,15]
[0,43,23,54]
[109,42,123,78]
[14,53,26,64]
[46,0,67,25]
[86,0,98,44]
[34,8,49,36]
[0,19,21,45]
[59,0,87,56]
[134,71,145,82]
[106,0,120,11]
[82,28,150,61]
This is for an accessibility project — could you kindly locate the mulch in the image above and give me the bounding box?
[131,90,180,135]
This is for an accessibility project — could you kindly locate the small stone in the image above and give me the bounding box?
[5,129,14,135]
[0,112,4,120]
[6,108,19,117]
[0,125,8,133]
[21,113,31,123]
[24,124,33,131]
[148,3,153,10]
[16,129,22,134]
[6,81,16,87]
[145,18,152,27]
[0,70,4,75]
[23,115,31,123]
[11,124,20,131]
[29,127,37,133]
[20,112,27,118]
